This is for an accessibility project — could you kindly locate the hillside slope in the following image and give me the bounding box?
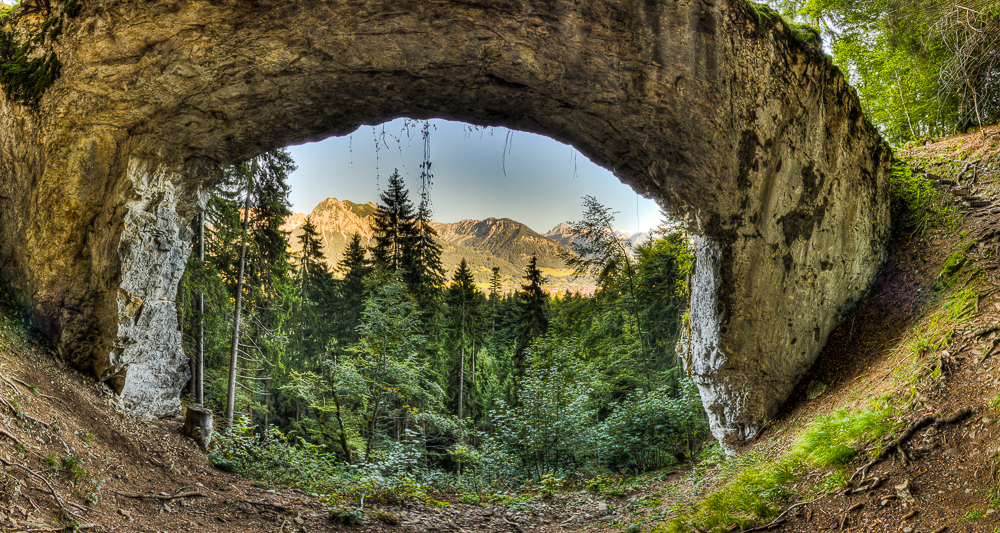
[645,126,1000,533]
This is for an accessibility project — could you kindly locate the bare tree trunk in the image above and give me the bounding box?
[225,159,256,428]
[333,392,352,464]
[458,302,465,420]
[263,376,269,431]
[196,211,205,405]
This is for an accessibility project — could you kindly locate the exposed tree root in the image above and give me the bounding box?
[0,454,71,515]
[115,491,209,501]
[851,406,974,482]
[738,499,816,533]
[0,424,25,447]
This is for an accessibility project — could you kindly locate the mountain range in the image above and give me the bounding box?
[542,222,651,248]
[282,197,648,290]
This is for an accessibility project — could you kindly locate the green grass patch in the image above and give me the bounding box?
[792,409,892,467]
[658,271,986,533]
[657,407,891,533]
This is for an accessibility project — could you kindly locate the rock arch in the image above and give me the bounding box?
[0,0,890,446]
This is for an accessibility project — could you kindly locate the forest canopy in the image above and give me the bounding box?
[771,0,1000,143]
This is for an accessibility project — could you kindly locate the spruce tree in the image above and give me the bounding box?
[407,195,446,309]
[369,169,416,276]
[208,149,297,428]
[335,232,370,344]
[294,216,334,367]
[489,266,502,332]
[514,255,548,386]
[446,259,478,420]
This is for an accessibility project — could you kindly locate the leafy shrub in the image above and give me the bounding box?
[212,417,447,504]
[601,380,709,473]
[587,474,611,493]
[486,363,601,480]
[328,505,364,524]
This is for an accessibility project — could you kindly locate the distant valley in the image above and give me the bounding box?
[282,198,648,293]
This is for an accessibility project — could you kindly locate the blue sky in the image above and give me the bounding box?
[285,119,662,235]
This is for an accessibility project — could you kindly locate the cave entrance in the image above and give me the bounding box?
[0,0,889,448]
[186,117,688,451]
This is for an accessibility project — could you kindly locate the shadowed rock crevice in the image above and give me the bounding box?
[0,0,890,444]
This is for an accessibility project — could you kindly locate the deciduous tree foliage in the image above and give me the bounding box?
[779,0,1000,142]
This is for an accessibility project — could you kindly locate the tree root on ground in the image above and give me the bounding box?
[737,499,817,533]
[0,454,75,516]
[116,491,209,501]
[851,406,974,482]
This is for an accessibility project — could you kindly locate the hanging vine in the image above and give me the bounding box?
[0,0,82,108]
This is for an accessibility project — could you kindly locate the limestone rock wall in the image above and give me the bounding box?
[0,0,889,441]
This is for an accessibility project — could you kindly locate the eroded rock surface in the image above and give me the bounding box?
[0,0,889,441]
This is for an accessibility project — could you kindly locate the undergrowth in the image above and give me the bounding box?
[744,1,823,56]
[657,406,893,533]
[889,161,959,232]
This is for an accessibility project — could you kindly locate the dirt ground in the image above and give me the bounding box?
[1,129,1000,533]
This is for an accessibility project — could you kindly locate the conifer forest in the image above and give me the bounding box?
[178,133,705,498]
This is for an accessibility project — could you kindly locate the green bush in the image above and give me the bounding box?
[601,380,709,473]
[486,363,601,481]
[211,417,455,504]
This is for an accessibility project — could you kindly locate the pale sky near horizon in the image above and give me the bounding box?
[285,118,662,235]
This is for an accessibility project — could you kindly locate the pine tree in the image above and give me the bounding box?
[514,255,548,386]
[446,259,479,420]
[293,216,334,367]
[489,266,502,332]
[560,195,650,389]
[212,150,297,428]
[224,157,256,428]
[335,232,370,344]
[369,169,416,276]
[489,267,502,298]
[407,195,446,309]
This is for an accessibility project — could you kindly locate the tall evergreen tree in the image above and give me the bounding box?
[293,216,335,368]
[335,232,371,345]
[370,169,416,276]
[514,255,548,386]
[560,195,650,389]
[407,195,446,309]
[489,266,502,332]
[445,259,483,421]
[208,150,297,428]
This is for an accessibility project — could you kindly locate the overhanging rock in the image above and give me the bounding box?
[0,0,889,441]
